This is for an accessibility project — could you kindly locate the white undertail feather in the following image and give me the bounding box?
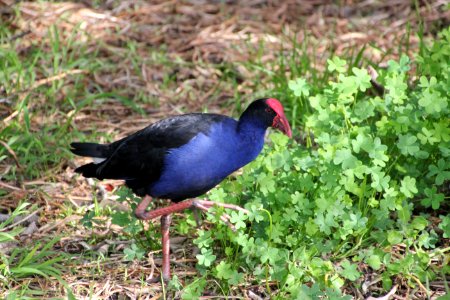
[93,157,106,164]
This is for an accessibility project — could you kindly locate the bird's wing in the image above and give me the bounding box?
[94,113,230,181]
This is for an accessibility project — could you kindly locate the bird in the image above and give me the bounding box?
[70,98,292,281]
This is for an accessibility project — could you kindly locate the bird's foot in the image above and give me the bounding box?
[135,196,249,231]
[193,200,249,214]
[191,199,249,231]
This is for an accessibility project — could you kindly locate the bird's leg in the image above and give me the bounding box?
[134,195,154,220]
[134,196,250,281]
[135,195,177,283]
[135,196,249,219]
[135,196,249,230]
[135,196,196,220]
[160,214,172,282]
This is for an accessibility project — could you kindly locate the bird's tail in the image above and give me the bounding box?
[70,142,109,158]
[74,163,100,178]
[71,142,110,179]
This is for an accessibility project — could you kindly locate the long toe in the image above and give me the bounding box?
[195,200,250,214]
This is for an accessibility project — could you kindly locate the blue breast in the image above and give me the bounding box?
[149,118,265,200]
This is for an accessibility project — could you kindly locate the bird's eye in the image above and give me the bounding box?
[265,107,272,113]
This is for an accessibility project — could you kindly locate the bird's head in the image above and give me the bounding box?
[244,98,292,138]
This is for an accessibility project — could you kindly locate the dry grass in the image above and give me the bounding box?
[0,0,448,298]
[7,0,449,110]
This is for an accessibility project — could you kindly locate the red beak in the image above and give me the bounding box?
[273,114,292,138]
[266,98,292,138]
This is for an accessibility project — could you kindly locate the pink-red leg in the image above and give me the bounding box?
[135,196,195,220]
[135,196,248,223]
[134,195,249,281]
[160,214,172,282]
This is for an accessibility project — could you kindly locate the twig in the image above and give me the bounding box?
[366,284,398,300]
[9,69,87,95]
[0,180,25,192]
[247,290,263,300]
[410,275,430,297]
[30,69,86,92]
[0,140,22,169]
[147,253,156,281]
[2,110,18,124]
[7,30,32,42]
[429,246,450,257]
[38,215,81,234]
[0,207,42,231]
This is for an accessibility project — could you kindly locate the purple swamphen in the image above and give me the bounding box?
[70,98,292,281]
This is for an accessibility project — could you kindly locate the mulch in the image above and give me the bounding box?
[0,0,448,298]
